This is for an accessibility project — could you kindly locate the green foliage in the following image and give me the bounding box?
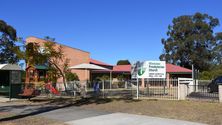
[65,72,79,81]
[199,71,213,80]
[0,20,21,64]
[46,66,60,84]
[160,12,221,71]
[25,42,43,65]
[96,74,109,81]
[26,37,70,90]
[117,60,131,65]
[213,32,222,64]
[116,74,128,81]
[0,20,16,40]
[200,64,222,80]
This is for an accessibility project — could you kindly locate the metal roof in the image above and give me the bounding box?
[90,58,113,66]
[69,63,109,70]
[166,64,192,73]
[0,64,21,70]
[35,65,48,70]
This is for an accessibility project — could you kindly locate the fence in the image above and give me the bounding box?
[139,79,178,100]
[186,80,219,102]
[62,79,179,100]
[14,78,221,102]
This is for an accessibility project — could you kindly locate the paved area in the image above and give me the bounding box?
[0,102,207,125]
[39,106,111,122]
[66,113,207,125]
[39,105,206,125]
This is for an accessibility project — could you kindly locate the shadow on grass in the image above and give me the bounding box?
[0,97,138,122]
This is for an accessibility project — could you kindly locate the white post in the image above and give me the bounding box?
[110,71,112,90]
[85,69,88,92]
[103,80,105,98]
[137,78,139,99]
[178,78,180,100]
[192,65,194,80]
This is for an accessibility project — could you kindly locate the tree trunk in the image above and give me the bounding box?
[49,60,68,92]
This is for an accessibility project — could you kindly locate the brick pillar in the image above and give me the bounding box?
[141,78,145,88]
[166,73,170,88]
[219,85,222,103]
[179,83,188,100]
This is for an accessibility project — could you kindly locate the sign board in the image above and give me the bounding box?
[147,61,166,78]
[132,61,166,79]
[10,71,21,84]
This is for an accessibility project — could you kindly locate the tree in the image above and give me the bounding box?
[160,12,220,71]
[0,20,20,63]
[25,37,71,91]
[41,38,69,91]
[65,72,79,81]
[213,32,222,64]
[199,63,222,80]
[117,60,131,65]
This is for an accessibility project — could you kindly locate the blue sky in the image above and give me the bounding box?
[0,0,222,65]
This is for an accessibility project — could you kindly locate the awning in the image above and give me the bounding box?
[0,64,21,70]
[69,63,109,70]
[35,65,48,70]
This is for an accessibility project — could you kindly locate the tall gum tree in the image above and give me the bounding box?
[160,12,220,71]
[0,20,20,64]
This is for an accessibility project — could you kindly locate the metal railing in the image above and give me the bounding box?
[139,79,178,100]
[187,84,219,101]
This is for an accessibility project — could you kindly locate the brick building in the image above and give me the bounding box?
[25,36,192,90]
[25,37,90,84]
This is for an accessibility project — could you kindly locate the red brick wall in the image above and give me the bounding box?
[26,37,90,82]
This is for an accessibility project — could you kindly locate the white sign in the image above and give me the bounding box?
[136,61,166,78]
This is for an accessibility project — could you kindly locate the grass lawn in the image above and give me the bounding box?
[79,98,222,125]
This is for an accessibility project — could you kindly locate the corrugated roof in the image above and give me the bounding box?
[0,64,21,70]
[166,64,192,73]
[35,65,48,70]
[113,65,131,72]
[90,59,192,74]
[0,64,7,69]
[90,58,113,66]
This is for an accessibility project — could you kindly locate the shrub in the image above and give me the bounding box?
[66,72,79,81]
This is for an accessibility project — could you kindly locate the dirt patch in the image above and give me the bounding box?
[0,112,66,125]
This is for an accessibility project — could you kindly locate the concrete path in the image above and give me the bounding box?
[66,113,207,125]
[39,106,111,122]
[39,105,206,125]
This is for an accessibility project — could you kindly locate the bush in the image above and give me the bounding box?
[66,72,79,81]
[199,64,222,80]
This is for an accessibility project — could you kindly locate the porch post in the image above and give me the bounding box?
[136,78,139,99]
[9,71,12,101]
[110,71,112,90]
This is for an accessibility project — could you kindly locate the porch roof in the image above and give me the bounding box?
[0,64,21,70]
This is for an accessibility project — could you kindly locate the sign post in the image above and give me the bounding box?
[134,61,166,99]
[136,78,139,99]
